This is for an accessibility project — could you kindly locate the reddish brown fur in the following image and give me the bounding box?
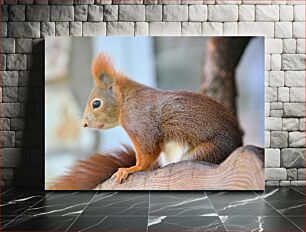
[52,53,243,188]
[47,146,136,190]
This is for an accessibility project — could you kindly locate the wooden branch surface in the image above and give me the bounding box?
[95,145,264,191]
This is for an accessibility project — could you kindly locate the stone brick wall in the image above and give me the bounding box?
[0,0,305,187]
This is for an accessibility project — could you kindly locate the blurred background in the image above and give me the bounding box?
[45,37,264,187]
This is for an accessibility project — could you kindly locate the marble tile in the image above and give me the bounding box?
[148,216,226,232]
[291,187,306,195]
[221,215,303,232]
[256,188,305,216]
[81,191,149,216]
[1,215,76,231]
[69,216,148,231]
[22,191,96,217]
[1,190,47,216]
[149,192,215,216]
[207,191,281,216]
[287,216,305,231]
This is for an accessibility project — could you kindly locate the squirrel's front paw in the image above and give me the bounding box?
[111,168,129,184]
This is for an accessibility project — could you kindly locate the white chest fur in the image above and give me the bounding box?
[159,141,190,167]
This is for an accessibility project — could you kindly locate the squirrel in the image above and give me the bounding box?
[48,53,243,190]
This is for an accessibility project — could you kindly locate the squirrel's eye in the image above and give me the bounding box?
[92,100,101,109]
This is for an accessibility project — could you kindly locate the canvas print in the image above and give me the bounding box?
[45,37,264,190]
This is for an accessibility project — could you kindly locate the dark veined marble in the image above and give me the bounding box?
[0,187,304,231]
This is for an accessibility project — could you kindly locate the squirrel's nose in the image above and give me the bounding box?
[81,119,88,128]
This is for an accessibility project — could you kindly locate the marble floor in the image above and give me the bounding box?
[0,187,304,231]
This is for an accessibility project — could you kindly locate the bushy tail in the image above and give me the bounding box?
[47,145,136,190]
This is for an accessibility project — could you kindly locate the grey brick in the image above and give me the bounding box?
[290,181,306,186]
[265,39,282,54]
[265,181,280,186]
[189,5,207,21]
[41,22,55,37]
[33,0,49,3]
[74,0,94,3]
[74,5,88,21]
[182,22,201,36]
[0,118,10,131]
[55,22,69,36]
[3,87,18,102]
[3,103,20,117]
[144,0,158,3]
[283,118,299,131]
[7,54,26,71]
[103,5,118,21]
[290,87,305,102]
[164,5,188,21]
[278,87,289,102]
[265,131,270,148]
[285,71,305,87]
[8,22,40,38]
[269,71,284,87]
[145,5,162,22]
[208,5,238,22]
[275,22,292,39]
[26,5,50,21]
[1,22,7,37]
[238,22,274,38]
[83,22,106,36]
[265,148,280,168]
[0,71,18,87]
[16,39,32,53]
[265,87,277,102]
[283,39,296,54]
[9,5,25,21]
[287,168,297,180]
[202,22,222,36]
[0,131,15,147]
[299,118,305,131]
[107,22,134,35]
[95,0,112,4]
[149,22,181,36]
[289,132,305,147]
[265,117,282,131]
[270,110,283,117]
[255,5,279,21]
[281,148,305,168]
[265,168,286,181]
[280,5,293,21]
[51,6,74,21]
[270,102,282,110]
[282,54,305,71]
[297,39,305,54]
[297,168,305,180]
[113,0,143,3]
[1,5,9,21]
[0,54,6,71]
[1,38,15,53]
[88,5,103,21]
[119,5,145,21]
[239,5,254,21]
[10,118,25,130]
[0,148,22,167]
[135,22,148,36]
[279,181,290,186]
[49,0,74,4]
[70,22,82,36]
[270,131,288,148]
[284,103,305,117]
[293,22,304,38]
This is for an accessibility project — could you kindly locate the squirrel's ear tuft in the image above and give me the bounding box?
[91,53,118,89]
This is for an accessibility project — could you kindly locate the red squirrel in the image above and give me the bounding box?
[48,53,242,190]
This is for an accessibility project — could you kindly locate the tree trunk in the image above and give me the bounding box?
[201,37,250,116]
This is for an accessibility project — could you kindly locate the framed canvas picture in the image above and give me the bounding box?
[45,36,264,190]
